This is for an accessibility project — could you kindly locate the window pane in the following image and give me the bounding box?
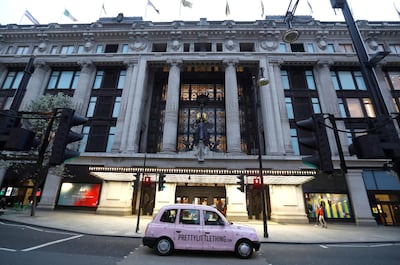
[279,43,287,52]
[117,70,126,89]
[346,98,364,117]
[291,128,299,155]
[285,97,294,119]
[47,71,60,89]
[112,97,121,118]
[363,98,376,117]
[93,71,103,89]
[331,72,340,90]
[281,70,289,89]
[86,97,97,117]
[106,126,116,152]
[388,72,400,90]
[338,98,347,118]
[354,71,366,90]
[305,70,316,90]
[12,72,24,89]
[79,126,90,152]
[338,71,356,90]
[71,71,80,89]
[312,98,321,113]
[58,71,74,88]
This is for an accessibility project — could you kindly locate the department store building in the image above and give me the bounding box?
[1,14,399,225]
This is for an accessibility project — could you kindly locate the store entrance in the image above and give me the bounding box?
[175,185,226,213]
[372,194,400,226]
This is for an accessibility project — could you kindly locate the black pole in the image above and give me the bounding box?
[10,56,35,111]
[252,76,268,238]
[328,114,347,173]
[331,0,388,116]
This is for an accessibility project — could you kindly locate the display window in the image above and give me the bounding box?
[58,183,101,207]
[305,193,352,219]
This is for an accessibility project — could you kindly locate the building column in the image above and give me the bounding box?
[315,60,349,156]
[269,59,293,154]
[224,60,242,153]
[20,59,50,109]
[114,60,138,151]
[73,59,95,115]
[269,185,309,223]
[260,59,285,155]
[126,57,148,152]
[346,169,376,225]
[162,60,181,152]
[225,184,248,221]
[37,169,62,210]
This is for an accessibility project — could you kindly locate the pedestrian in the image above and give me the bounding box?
[318,205,327,228]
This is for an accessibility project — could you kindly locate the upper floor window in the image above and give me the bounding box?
[306,43,315,53]
[121,44,129,53]
[96,45,103,54]
[279,43,287,53]
[93,70,125,89]
[77,45,85,54]
[338,44,354,53]
[389,44,400,54]
[47,70,80,90]
[60,45,74,54]
[327,44,335,53]
[104,44,118,53]
[290,43,304,52]
[152,43,167,52]
[239,43,254,52]
[331,70,366,91]
[16,46,29,55]
[50,45,58,54]
[1,70,24,89]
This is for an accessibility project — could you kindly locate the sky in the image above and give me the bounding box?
[0,0,399,25]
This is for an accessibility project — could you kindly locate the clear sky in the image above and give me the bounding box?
[0,0,399,25]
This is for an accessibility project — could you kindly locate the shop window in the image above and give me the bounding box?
[304,193,353,220]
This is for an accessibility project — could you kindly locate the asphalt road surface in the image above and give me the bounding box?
[1,221,400,265]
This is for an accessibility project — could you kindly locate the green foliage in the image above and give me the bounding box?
[23,93,73,136]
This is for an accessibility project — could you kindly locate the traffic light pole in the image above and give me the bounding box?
[252,76,268,238]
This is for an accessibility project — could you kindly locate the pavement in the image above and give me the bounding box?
[1,208,399,244]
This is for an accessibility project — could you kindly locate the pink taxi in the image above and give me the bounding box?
[143,204,260,259]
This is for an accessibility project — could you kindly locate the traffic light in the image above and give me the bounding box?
[348,134,385,159]
[158,173,166,191]
[371,116,400,160]
[237,175,245,192]
[49,108,88,165]
[253,177,262,189]
[132,172,140,191]
[296,114,333,173]
[0,110,37,151]
[143,176,151,186]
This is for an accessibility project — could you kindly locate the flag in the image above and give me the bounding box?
[394,1,400,16]
[148,0,160,14]
[102,3,107,15]
[307,0,313,14]
[181,0,192,8]
[261,0,264,18]
[24,9,39,24]
[64,9,78,22]
[225,1,230,16]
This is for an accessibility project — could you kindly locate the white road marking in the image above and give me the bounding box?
[0,247,17,252]
[21,234,83,252]
[319,243,399,249]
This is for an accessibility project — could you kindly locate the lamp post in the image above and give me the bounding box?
[252,70,269,238]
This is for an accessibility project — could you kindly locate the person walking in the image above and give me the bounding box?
[318,205,327,228]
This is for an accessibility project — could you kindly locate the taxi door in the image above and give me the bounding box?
[202,210,233,251]
[174,208,203,250]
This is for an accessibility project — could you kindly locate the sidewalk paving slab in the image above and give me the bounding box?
[1,209,399,244]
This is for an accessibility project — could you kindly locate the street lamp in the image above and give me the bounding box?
[252,69,269,238]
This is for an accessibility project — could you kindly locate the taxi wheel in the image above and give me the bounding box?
[154,237,174,256]
[235,239,253,259]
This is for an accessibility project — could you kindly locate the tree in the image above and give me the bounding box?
[6,93,74,216]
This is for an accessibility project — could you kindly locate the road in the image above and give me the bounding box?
[1,221,400,265]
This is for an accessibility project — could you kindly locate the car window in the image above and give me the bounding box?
[179,209,200,225]
[160,209,177,223]
[204,210,224,225]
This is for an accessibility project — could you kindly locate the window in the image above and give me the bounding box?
[327,44,335,52]
[179,209,200,225]
[204,210,224,225]
[306,43,315,53]
[279,43,287,52]
[332,70,366,91]
[194,43,211,52]
[112,97,121,118]
[47,70,80,90]
[77,45,85,54]
[290,43,305,52]
[338,44,354,53]
[50,45,58,54]
[216,43,222,52]
[389,44,400,54]
[104,44,118,53]
[160,209,177,223]
[96,45,103,53]
[239,43,254,52]
[285,97,294,119]
[184,43,190,52]
[290,128,299,155]
[281,70,290,89]
[106,126,116,152]
[121,44,129,53]
[117,70,126,89]
[79,126,90,152]
[86,97,97,117]
[16,46,29,55]
[60,45,74,54]
[93,71,104,89]
[152,43,167,52]
[1,70,24,89]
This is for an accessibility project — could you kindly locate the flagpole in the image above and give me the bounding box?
[19,10,25,24]
[179,0,182,18]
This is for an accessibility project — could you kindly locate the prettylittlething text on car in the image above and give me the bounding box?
[143,204,260,259]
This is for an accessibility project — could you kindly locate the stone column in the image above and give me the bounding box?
[20,59,50,109]
[225,184,248,221]
[73,59,95,115]
[224,60,242,153]
[260,59,285,155]
[346,169,376,225]
[126,57,148,152]
[162,60,181,152]
[37,169,62,210]
[315,60,348,156]
[114,60,138,152]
